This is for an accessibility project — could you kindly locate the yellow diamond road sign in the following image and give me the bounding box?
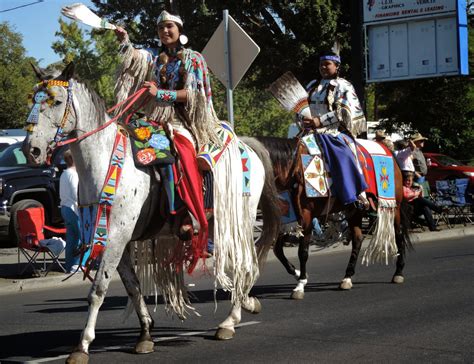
[202,15,260,90]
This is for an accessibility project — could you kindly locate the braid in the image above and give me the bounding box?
[159,51,169,87]
[176,48,187,90]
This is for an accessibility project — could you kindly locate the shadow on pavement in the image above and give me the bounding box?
[0,326,198,361]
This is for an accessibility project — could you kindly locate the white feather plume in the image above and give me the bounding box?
[331,40,341,56]
[269,72,312,119]
[61,3,116,30]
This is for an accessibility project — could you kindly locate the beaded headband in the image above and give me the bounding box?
[157,10,183,26]
[319,55,341,64]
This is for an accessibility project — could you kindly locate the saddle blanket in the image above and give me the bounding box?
[300,134,332,197]
[197,122,235,170]
[356,139,395,202]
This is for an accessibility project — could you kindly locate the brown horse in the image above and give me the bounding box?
[243,136,412,299]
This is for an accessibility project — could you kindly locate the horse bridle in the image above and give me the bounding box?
[26,78,150,164]
[26,79,78,163]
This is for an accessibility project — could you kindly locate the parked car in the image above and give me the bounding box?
[0,142,66,246]
[424,152,474,192]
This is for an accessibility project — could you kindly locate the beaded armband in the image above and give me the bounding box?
[156,89,177,104]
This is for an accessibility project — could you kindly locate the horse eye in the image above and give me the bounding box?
[54,100,62,106]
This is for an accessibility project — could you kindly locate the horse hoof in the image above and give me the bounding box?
[251,297,262,314]
[66,351,89,364]
[392,275,404,284]
[291,290,304,300]
[215,327,235,340]
[339,278,353,290]
[135,340,154,354]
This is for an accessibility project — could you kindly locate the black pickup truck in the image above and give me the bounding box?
[0,142,66,246]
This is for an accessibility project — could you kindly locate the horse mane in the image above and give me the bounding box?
[254,136,297,169]
[40,67,108,124]
[72,78,108,122]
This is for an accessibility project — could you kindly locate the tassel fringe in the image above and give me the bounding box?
[362,199,398,265]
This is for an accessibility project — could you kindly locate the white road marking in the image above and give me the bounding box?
[9,321,261,363]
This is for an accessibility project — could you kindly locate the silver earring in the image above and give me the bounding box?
[179,34,188,45]
[155,38,162,47]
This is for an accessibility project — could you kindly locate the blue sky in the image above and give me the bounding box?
[0,0,96,66]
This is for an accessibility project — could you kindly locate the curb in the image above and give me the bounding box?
[0,271,101,296]
[0,226,472,295]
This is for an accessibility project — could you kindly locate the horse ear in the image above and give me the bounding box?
[31,62,45,80]
[60,62,75,80]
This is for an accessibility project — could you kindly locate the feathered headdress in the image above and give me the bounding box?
[269,72,311,119]
[61,3,116,30]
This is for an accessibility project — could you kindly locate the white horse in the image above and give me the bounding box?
[23,63,280,364]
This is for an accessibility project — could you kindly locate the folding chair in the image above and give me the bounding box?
[450,179,473,226]
[16,207,67,276]
[433,180,455,228]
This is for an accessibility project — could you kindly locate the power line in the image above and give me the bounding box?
[0,0,44,14]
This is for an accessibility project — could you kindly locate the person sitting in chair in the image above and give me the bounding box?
[402,171,442,232]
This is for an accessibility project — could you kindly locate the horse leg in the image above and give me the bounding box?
[340,211,364,290]
[215,301,242,340]
[116,244,154,354]
[66,241,128,364]
[392,208,406,284]
[273,234,300,279]
[291,234,309,300]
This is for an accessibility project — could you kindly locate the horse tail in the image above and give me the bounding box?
[241,136,281,268]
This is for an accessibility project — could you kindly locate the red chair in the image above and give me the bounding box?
[16,207,67,276]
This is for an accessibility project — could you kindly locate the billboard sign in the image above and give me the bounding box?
[364,0,468,82]
[364,0,456,23]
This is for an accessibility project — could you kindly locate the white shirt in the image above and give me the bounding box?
[395,147,415,172]
[308,78,366,137]
[60,167,79,215]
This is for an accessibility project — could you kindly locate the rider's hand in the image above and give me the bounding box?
[143,81,158,97]
[302,116,322,129]
[115,26,128,43]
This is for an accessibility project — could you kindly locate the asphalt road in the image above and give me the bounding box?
[0,236,473,363]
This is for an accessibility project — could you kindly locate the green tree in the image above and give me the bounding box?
[91,0,345,136]
[51,19,120,105]
[0,22,38,128]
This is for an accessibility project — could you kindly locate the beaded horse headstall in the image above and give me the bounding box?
[26,79,75,151]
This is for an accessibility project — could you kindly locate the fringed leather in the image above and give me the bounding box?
[362,199,398,265]
[213,138,259,305]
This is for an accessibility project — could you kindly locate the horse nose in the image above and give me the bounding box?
[31,147,41,159]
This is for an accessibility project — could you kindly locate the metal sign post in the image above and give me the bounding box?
[223,10,234,126]
[202,11,260,127]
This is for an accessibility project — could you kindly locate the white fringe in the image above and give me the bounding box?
[127,236,196,321]
[362,199,398,265]
[213,138,259,304]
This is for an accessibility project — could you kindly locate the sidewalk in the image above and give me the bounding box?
[0,225,473,295]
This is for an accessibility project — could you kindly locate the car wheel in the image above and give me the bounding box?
[9,199,43,246]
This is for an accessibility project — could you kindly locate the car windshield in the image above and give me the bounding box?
[0,143,27,167]
[435,155,465,167]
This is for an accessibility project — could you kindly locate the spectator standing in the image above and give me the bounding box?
[411,133,429,183]
[394,139,416,172]
[60,150,83,273]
